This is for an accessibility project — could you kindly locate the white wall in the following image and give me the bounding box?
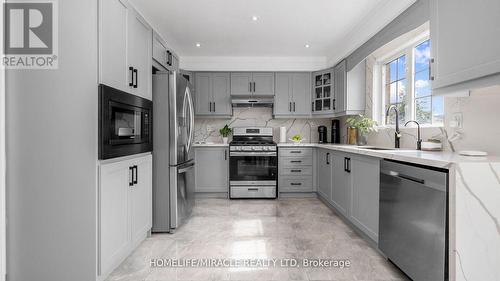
[5,0,98,280]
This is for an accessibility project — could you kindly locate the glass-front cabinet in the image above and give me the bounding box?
[312,68,334,114]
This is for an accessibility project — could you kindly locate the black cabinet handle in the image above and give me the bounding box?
[291,169,302,173]
[129,166,134,186]
[167,50,172,66]
[289,102,292,112]
[133,165,138,184]
[129,67,134,87]
[326,153,330,165]
[344,157,351,173]
[290,160,302,163]
[249,82,252,92]
[290,183,302,186]
[224,150,227,160]
[290,151,302,154]
[209,102,211,112]
[293,102,296,112]
[133,69,138,88]
[213,102,215,112]
[333,99,336,110]
[248,188,259,191]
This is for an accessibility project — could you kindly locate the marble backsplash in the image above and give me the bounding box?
[194,108,331,144]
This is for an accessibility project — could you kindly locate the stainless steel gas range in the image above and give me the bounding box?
[229,127,277,199]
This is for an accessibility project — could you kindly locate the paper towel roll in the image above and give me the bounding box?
[280,127,287,143]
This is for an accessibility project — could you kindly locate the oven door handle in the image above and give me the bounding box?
[230,152,277,156]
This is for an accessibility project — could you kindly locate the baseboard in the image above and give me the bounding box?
[195,192,229,199]
[278,192,317,198]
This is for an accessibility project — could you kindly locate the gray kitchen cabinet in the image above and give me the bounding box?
[252,73,275,96]
[317,149,332,201]
[312,68,334,114]
[279,147,314,193]
[230,72,253,96]
[331,152,351,217]
[333,60,347,115]
[430,0,500,91]
[332,60,365,116]
[152,32,179,72]
[98,154,152,279]
[230,72,274,96]
[274,73,311,117]
[194,72,231,117]
[99,0,152,100]
[349,155,380,242]
[194,147,229,193]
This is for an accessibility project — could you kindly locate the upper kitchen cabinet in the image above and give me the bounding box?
[230,72,275,96]
[312,68,334,114]
[99,0,152,100]
[194,72,232,117]
[334,60,365,116]
[274,72,311,117]
[430,0,500,92]
[152,32,179,72]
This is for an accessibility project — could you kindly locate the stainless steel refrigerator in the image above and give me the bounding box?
[152,71,195,233]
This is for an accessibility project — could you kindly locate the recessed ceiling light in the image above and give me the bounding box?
[195,43,201,47]
[252,16,258,21]
[305,44,310,48]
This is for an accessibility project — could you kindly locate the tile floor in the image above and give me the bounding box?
[106,198,408,281]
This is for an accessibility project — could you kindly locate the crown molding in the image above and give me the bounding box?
[179,56,329,72]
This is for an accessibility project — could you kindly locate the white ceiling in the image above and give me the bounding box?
[130,0,416,70]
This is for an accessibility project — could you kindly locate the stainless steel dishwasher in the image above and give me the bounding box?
[379,160,448,281]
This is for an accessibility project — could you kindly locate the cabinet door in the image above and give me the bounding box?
[127,12,152,100]
[431,0,500,89]
[252,72,275,96]
[152,36,167,68]
[274,73,292,115]
[130,155,152,245]
[334,61,347,114]
[99,0,128,92]
[212,73,231,116]
[317,149,332,201]
[332,153,350,216]
[230,73,253,96]
[195,148,229,192]
[291,73,311,116]
[194,73,212,115]
[350,156,379,242]
[99,159,131,276]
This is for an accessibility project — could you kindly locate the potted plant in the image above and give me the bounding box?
[219,124,232,144]
[346,115,378,146]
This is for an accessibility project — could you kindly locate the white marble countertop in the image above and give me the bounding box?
[193,142,229,147]
[278,143,499,168]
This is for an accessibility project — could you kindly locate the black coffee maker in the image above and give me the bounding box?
[318,126,328,143]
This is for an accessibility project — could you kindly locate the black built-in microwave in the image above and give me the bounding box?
[99,84,153,159]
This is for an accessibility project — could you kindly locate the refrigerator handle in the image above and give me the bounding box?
[185,87,195,154]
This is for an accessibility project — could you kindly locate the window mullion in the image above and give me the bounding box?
[407,47,415,122]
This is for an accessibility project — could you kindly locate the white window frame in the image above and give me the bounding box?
[373,32,442,128]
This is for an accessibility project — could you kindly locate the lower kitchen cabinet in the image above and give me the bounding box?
[316,149,380,243]
[194,147,229,193]
[279,147,314,193]
[98,154,152,279]
[317,148,332,199]
[349,155,380,242]
[331,152,351,216]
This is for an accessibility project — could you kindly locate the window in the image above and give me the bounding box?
[381,39,443,126]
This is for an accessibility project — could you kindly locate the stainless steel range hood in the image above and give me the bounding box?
[231,97,274,108]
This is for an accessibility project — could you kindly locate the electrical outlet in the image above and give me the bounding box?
[450,112,463,129]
